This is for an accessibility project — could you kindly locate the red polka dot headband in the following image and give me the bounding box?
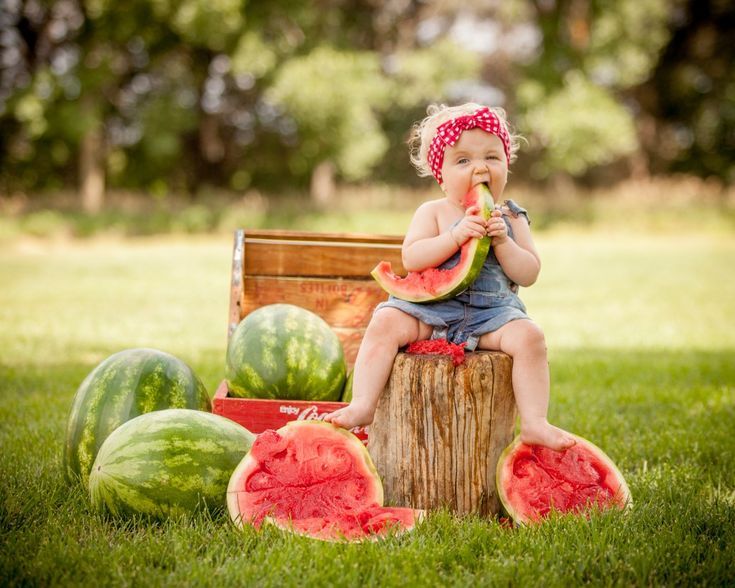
[427,107,511,184]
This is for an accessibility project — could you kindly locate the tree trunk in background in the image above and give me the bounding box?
[79,113,105,214]
[310,160,336,205]
[200,114,225,163]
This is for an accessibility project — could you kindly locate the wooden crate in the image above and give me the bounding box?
[213,228,405,440]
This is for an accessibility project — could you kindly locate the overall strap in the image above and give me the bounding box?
[502,199,530,225]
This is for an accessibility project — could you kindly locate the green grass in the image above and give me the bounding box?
[1,230,734,586]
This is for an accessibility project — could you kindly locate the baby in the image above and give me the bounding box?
[325,103,575,451]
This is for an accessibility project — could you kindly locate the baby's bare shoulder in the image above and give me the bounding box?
[412,198,446,220]
[415,198,446,212]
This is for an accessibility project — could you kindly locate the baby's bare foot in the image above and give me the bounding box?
[520,420,577,451]
[323,403,374,430]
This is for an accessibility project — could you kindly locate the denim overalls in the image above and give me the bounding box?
[376,200,530,351]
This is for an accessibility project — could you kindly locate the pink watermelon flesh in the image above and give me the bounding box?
[406,339,466,366]
[279,505,419,542]
[372,246,474,296]
[497,436,631,524]
[227,422,421,541]
[371,184,494,303]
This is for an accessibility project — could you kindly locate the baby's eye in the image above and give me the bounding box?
[485,154,500,160]
[457,157,470,164]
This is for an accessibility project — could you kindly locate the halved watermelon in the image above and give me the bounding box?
[371,183,494,303]
[496,434,632,525]
[227,421,423,542]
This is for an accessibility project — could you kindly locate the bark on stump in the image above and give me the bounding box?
[368,351,517,518]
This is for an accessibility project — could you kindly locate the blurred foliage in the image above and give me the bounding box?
[0,0,733,199]
[1,176,733,244]
[520,72,638,177]
[267,46,392,180]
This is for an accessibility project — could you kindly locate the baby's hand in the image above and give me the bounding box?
[487,209,509,245]
[451,205,487,245]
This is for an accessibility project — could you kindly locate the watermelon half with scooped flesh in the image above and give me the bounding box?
[371,183,494,303]
[227,421,423,541]
[496,434,632,525]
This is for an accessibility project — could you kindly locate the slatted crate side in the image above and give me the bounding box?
[240,276,388,328]
[229,228,404,337]
[333,327,365,368]
[243,239,404,277]
[241,229,404,245]
[220,229,397,441]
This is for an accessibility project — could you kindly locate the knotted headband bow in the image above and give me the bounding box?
[427,107,511,184]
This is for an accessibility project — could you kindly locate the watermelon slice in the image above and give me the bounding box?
[227,421,423,542]
[371,183,495,303]
[496,434,632,525]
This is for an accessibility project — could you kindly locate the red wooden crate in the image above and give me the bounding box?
[212,380,368,444]
[209,229,402,444]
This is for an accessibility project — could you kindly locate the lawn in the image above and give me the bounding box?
[1,229,734,586]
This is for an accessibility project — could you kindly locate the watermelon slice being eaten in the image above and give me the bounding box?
[496,434,632,525]
[227,421,423,542]
[371,183,495,303]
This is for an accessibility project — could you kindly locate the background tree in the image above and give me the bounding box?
[633,0,735,183]
[0,0,732,204]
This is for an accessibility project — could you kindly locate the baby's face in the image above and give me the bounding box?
[440,129,508,202]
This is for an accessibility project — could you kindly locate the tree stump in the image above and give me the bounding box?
[368,351,517,518]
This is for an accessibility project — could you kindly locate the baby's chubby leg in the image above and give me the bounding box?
[324,308,432,430]
[478,319,576,451]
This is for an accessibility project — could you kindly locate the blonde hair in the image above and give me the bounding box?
[408,103,521,178]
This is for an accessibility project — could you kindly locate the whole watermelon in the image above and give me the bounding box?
[226,304,345,401]
[89,409,255,518]
[64,348,211,487]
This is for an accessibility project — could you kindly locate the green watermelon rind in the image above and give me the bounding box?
[371,184,495,303]
[226,421,384,531]
[64,348,211,487]
[226,304,346,401]
[89,408,255,518]
[341,370,354,402]
[495,434,633,526]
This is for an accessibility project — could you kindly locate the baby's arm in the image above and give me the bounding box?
[401,201,486,271]
[490,211,541,287]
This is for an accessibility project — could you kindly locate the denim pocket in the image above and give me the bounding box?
[468,291,510,308]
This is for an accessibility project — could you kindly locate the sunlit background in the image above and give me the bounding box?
[0,0,733,232]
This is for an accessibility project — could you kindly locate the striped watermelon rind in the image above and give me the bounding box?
[226,304,346,401]
[371,184,494,303]
[89,408,255,518]
[64,348,211,487]
[341,370,354,402]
